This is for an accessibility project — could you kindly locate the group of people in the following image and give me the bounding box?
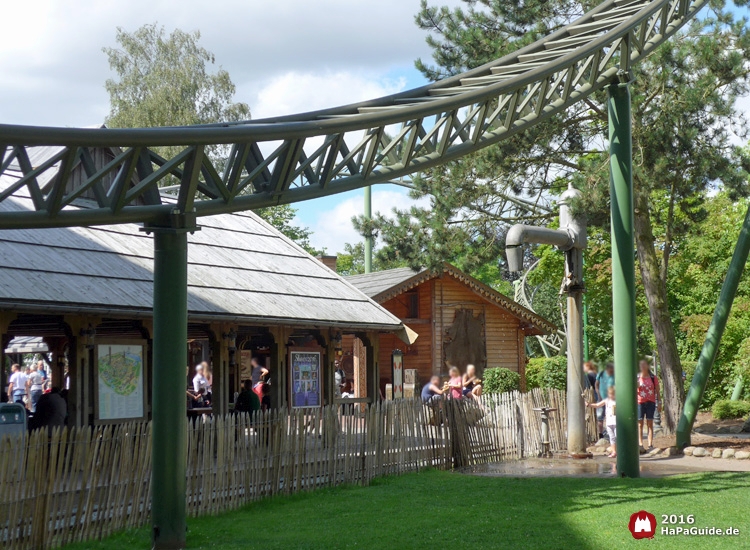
[7,361,51,413]
[234,356,271,414]
[585,359,662,458]
[421,364,483,404]
[5,361,67,433]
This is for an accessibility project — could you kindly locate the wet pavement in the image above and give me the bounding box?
[462,455,744,478]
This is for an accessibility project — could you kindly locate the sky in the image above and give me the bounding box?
[0,0,466,253]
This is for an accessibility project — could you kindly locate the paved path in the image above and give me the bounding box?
[463,454,750,478]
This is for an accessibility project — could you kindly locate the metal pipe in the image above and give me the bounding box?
[608,79,639,478]
[364,186,373,274]
[505,225,574,272]
[150,227,189,549]
[676,201,750,447]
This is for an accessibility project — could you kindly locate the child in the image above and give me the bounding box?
[446,366,463,399]
[586,386,617,458]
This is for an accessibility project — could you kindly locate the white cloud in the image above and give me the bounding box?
[252,71,407,120]
[0,0,465,127]
[305,188,429,254]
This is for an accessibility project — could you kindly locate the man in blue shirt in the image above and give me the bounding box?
[595,362,615,439]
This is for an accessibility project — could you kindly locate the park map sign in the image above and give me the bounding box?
[96,342,146,422]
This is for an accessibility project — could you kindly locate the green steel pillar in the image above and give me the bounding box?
[607,78,639,478]
[147,218,193,549]
[364,186,373,273]
[676,202,750,447]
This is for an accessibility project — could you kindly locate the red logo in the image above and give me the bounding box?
[628,510,657,539]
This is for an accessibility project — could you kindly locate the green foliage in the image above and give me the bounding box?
[364,0,750,425]
[711,399,750,420]
[483,367,521,394]
[523,356,567,391]
[103,23,250,161]
[672,196,750,407]
[335,242,406,276]
[525,358,545,390]
[541,356,567,391]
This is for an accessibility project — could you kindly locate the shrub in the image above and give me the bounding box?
[542,356,567,391]
[711,399,750,420]
[525,358,545,390]
[483,367,521,394]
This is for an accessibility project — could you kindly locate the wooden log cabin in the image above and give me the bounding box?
[0,144,413,426]
[345,264,556,393]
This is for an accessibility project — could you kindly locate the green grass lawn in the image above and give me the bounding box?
[64,470,750,549]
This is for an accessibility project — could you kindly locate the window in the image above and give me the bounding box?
[406,292,419,318]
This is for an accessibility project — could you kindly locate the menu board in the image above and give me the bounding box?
[96,342,146,422]
[290,351,321,408]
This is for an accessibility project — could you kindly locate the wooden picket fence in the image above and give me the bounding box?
[0,388,595,549]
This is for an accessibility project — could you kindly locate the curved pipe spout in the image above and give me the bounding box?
[505,225,574,272]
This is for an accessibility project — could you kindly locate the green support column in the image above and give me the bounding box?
[364,186,373,274]
[607,78,639,478]
[149,223,191,549]
[676,202,750,447]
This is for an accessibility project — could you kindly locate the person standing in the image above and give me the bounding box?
[251,356,269,399]
[7,364,28,406]
[29,387,67,434]
[595,362,615,439]
[192,364,210,406]
[234,380,261,415]
[637,359,661,450]
[586,386,617,458]
[27,364,45,413]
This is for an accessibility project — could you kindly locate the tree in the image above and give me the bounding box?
[363,0,750,432]
[103,24,319,254]
[104,23,250,160]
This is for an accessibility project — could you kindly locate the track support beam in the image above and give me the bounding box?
[607,77,639,478]
[145,212,197,549]
[676,202,750,448]
[364,186,373,273]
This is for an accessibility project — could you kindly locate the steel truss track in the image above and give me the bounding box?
[0,0,707,229]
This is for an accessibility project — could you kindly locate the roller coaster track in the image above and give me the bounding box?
[0,0,707,229]
[514,260,568,355]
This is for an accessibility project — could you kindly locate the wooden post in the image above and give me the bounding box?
[0,312,14,397]
[269,325,287,408]
[366,331,380,402]
[517,329,527,392]
[65,315,100,426]
[210,323,230,416]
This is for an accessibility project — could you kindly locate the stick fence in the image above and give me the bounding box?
[0,388,595,549]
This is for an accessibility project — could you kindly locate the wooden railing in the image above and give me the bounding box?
[0,388,595,549]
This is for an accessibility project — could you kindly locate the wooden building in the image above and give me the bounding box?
[346,264,556,391]
[0,145,411,426]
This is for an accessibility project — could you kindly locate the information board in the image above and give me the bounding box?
[289,350,321,408]
[96,342,146,422]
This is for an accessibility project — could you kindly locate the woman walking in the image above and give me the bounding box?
[637,359,661,450]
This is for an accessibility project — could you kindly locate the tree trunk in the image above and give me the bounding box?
[633,187,685,434]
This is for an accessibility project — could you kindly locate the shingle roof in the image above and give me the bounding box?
[346,267,423,299]
[0,147,404,332]
[347,263,557,334]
